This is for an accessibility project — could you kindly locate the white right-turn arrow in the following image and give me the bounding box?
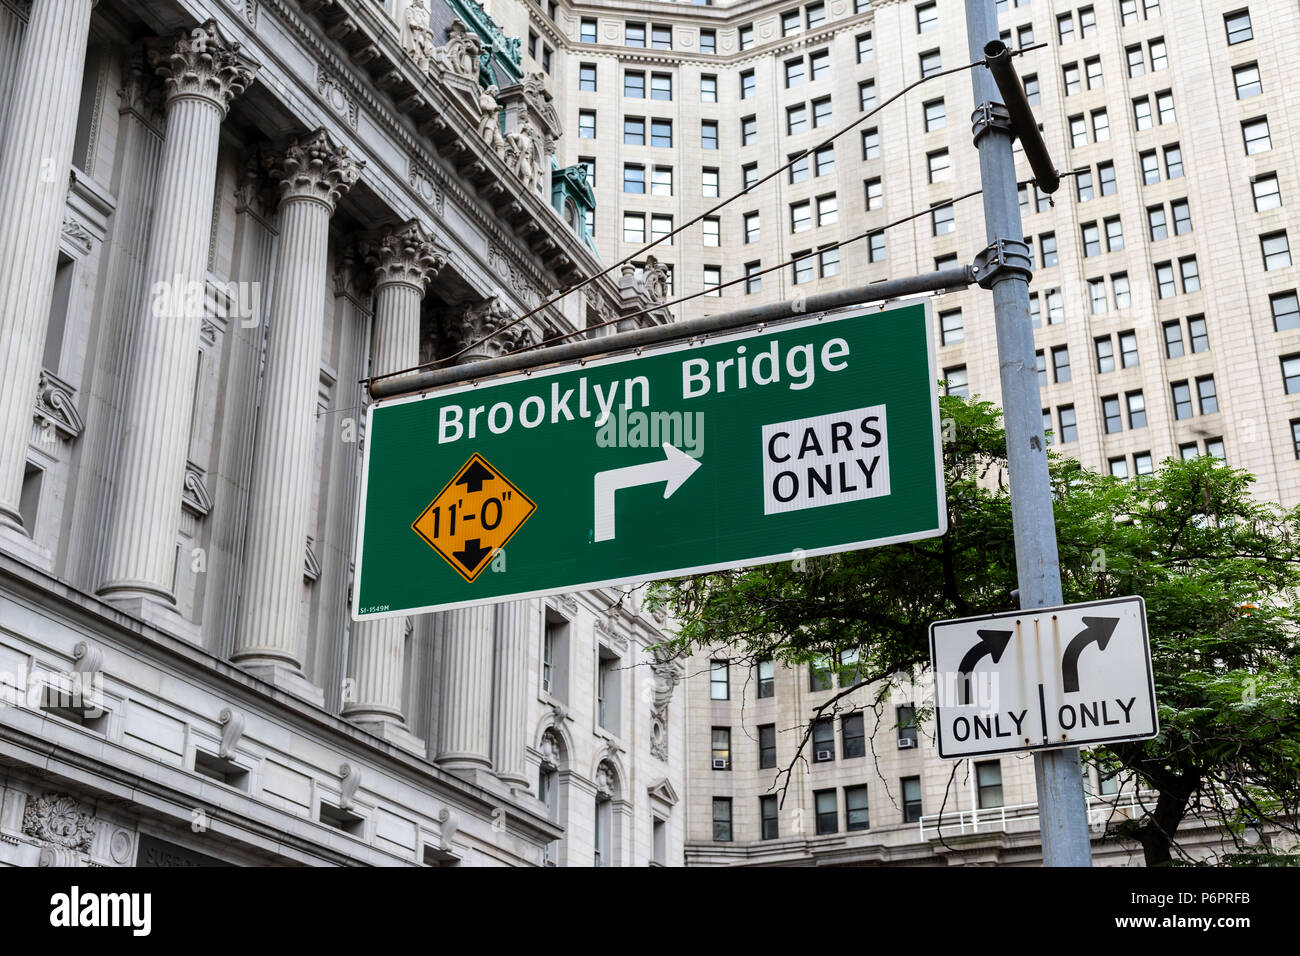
[593,444,702,542]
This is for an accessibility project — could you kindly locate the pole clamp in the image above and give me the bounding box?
[970,101,1014,145]
[972,239,1033,289]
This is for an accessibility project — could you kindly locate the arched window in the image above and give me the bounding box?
[564,199,578,230]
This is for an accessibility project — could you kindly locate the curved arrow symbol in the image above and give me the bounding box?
[1061,616,1120,694]
[958,629,1013,705]
[593,444,701,542]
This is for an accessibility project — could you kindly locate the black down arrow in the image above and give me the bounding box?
[452,538,492,573]
[1061,616,1120,694]
[958,629,1013,705]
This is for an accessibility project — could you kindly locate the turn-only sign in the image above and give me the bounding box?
[929,596,1158,759]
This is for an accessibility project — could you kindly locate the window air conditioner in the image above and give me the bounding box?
[815,749,833,761]
[898,738,916,749]
[712,758,728,769]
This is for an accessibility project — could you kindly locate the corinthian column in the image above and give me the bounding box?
[491,600,533,791]
[345,220,443,752]
[97,21,259,622]
[231,129,363,703]
[0,0,96,555]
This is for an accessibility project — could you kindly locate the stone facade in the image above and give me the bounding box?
[0,0,684,867]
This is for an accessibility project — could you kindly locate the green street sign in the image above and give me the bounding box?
[353,300,946,619]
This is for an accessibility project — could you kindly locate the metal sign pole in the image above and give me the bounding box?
[964,0,1093,866]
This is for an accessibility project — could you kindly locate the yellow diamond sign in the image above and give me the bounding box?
[411,453,537,582]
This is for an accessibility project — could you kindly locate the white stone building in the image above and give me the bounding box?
[0,0,686,867]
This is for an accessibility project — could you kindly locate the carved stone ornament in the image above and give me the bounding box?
[218,707,246,759]
[181,460,214,517]
[539,729,562,771]
[34,369,84,441]
[22,793,95,853]
[476,85,506,157]
[149,19,261,118]
[362,219,445,291]
[503,122,545,191]
[642,255,670,304]
[265,127,365,213]
[426,18,483,82]
[339,763,362,812]
[438,807,460,850]
[404,0,438,72]
[594,760,616,800]
[72,641,103,676]
[60,215,94,256]
[304,537,322,583]
[447,295,529,360]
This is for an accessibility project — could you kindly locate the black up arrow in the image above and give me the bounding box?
[455,460,496,494]
[452,539,492,573]
[958,630,1013,704]
[1061,617,1119,693]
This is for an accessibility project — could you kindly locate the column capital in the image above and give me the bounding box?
[149,19,260,118]
[446,296,534,363]
[266,127,364,213]
[362,220,445,293]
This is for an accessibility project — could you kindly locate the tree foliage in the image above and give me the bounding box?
[648,396,1300,865]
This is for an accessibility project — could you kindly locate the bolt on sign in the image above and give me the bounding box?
[928,595,1159,759]
[352,301,945,619]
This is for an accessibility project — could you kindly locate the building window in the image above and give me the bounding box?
[1024,73,1040,105]
[1057,11,1074,43]
[1197,375,1218,414]
[842,713,866,758]
[1110,457,1129,479]
[1063,62,1081,96]
[581,18,597,43]
[702,265,721,296]
[1082,222,1101,258]
[702,168,721,200]
[916,1,938,33]
[742,115,758,146]
[578,63,597,91]
[814,145,835,177]
[711,727,731,770]
[710,660,729,699]
[700,74,717,102]
[819,246,840,276]
[1243,117,1271,154]
[650,73,672,101]
[651,166,672,196]
[624,117,644,145]
[760,795,779,840]
[1155,262,1176,298]
[712,798,732,841]
[744,211,760,244]
[782,9,802,36]
[1263,231,1292,271]
[651,24,672,50]
[976,761,1004,809]
[940,309,963,346]
[1148,205,1168,241]
[739,24,754,50]
[862,128,879,160]
[859,79,877,112]
[944,365,967,397]
[857,32,874,63]
[812,717,835,762]
[1292,420,1300,460]
[815,789,838,834]
[791,201,811,234]
[810,49,830,81]
[932,204,955,236]
[740,69,755,99]
[1052,345,1071,383]
[651,119,672,147]
[1226,10,1253,45]
[812,97,832,128]
[701,120,718,150]
[920,49,942,78]
[1040,233,1058,268]
[700,29,716,54]
[1092,109,1110,141]
[817,194,837,226]
[806,2,826,28]
[1163,319,1185,357]
[1120,330,1139,367]
[902,776,923,823]
[1096,336,1115,373]
[759,723,777,769]
[924,98,946,132]
[1102,395,1122,433]
[702,216,720,247]
[597,649,621,732]
[622,212,644,244]
[1059,405,1077,443]
[625,22,645,47]
[869,230,886,263]
[1127,390,1147,428]
[1271,291,1300,332]
[1234,63,1263,99]
[846,785,870,831]
[745,261,761,294]
[1253,173,1281,211]
[1134,452,1154,475]
[786,57,806,89]
[793,252,813,287]
[579,111,596,139]
[623,164,644,194]
[1171,380,1194,418]
[1133,97,1153,131]
[1086,56,1103,89]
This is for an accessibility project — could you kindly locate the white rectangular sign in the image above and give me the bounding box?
[929,595,1158,759]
